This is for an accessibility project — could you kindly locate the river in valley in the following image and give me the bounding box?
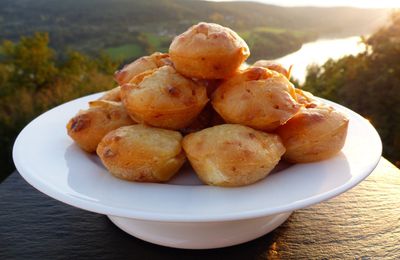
[275,36,366,84]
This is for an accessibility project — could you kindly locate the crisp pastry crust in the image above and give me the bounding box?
[276,105,349,163]
[66,100,135,152]
[97,125,185,182]
[114,52,171,85]
[169,22,250,79]
[121,65,208,130]
[212,66,301,131]
[182,124,285,187]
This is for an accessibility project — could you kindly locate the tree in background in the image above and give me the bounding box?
[303,12,400,167]
[0,33,118,181]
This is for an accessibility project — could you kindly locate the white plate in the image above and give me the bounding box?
[13,92,382,248]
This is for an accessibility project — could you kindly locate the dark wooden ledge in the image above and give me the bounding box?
[1,158,399,259]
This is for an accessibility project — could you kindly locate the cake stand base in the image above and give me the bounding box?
[108,211,292,249]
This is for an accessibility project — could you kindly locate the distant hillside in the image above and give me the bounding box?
[0,0,390,62]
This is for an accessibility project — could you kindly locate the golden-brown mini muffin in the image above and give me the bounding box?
[67,100,135,152]
[212,67,301,131]
[98,86,121,102]
[169,22,250,79]
[121,65,208,130]
[182,124,285,187]
[276,105,349,163]
[253,60,292,79]
[97,125,185,182]
[114,52,171,85]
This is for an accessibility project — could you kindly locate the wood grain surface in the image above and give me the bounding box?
[1,158,399,259]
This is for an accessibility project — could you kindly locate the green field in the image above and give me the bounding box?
[105,33,171,61]
[141,32,171,52]
[105,44,143,61]
[239,27,287,38]
[144,33,164,48]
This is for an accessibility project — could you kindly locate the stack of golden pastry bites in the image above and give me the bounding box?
[67,22,349,187]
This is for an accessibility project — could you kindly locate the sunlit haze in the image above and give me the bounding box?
[208,0,400,9]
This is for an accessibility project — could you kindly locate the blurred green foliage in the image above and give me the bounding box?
[0,33,118,181]
[303,13,400,167]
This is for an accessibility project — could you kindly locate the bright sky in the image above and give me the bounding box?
[209,0,400,9]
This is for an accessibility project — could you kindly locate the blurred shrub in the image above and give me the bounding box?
[303,13,400,167]
[0,33,118,181]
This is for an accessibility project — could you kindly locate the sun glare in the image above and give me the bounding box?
[208,0,400,9]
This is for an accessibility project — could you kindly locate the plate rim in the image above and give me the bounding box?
[13,93,382,222]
